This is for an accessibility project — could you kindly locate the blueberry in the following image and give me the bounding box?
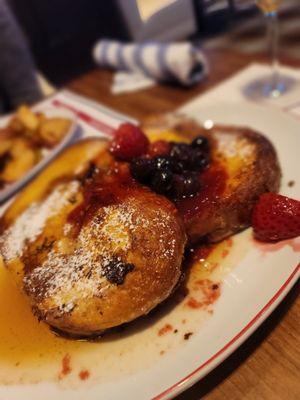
[191,135,210,152]
[188,148,210,171]
[130,157,154,183]
[170,143,209,172]
[172,172,200,198]
[170,143,196,173]
[102,258,135,285]
[151,168,173,194]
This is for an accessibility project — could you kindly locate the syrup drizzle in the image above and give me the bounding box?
[175,165,228,220]
[0,234,246,386]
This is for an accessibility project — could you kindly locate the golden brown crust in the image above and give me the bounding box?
[189,126,280,242]
[141,114,281,243]
[0,138,186,337]
[28,189,185,336]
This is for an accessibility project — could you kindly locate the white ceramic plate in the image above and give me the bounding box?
[0,108,79,203]
[0,103,299,400]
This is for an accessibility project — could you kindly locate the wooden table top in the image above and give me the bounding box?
[68,49,300,400]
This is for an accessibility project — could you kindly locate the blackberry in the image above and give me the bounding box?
[170,143,209,172]
[152,156,172,170]
[170,143,193,166]
[151,168,173,194]
[170,159,186,174]
[130,157,154,183]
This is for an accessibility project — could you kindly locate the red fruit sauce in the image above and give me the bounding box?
[175,165,228,221]
[148,140,170,157]
[67,162,137,233]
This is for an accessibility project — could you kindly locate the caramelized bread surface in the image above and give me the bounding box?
[0,138,186,336]
[142,114,281,243]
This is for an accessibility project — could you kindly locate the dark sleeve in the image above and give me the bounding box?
[0,0,43,110]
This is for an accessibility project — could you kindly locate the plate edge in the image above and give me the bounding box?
[152,262,300,400]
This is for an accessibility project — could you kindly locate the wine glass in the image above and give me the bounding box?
[245,0,295,99]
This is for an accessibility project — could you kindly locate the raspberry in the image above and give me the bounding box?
[148,140,170,157]
[110,123,149,161]
[252,193,300,242]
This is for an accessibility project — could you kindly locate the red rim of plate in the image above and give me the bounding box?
[152,262,300,400]
[52,99,115,136]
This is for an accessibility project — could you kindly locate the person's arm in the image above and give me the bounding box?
[0,0,42,111]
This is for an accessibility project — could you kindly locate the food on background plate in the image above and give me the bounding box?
[0,105,71,189]
[0,138,186,337]
[0,113,285,338]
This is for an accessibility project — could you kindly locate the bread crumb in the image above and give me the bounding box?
[158,324,173,336]
[59,354,72,379]
[79,369,90,381]
[184,332,193,340]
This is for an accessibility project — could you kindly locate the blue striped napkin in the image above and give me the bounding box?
[93,40,208,87]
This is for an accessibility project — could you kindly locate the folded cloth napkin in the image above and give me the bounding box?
[111,71,156,94]
[93,40,208,86]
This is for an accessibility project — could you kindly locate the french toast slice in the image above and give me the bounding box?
[0,138,186,337]
[142,114,281,243]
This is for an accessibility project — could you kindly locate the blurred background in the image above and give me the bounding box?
[3,0,300,89]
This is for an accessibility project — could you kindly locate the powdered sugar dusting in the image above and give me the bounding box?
[24,197,178,315]
[214,131,254,158]
[26,246,108,311]
[24,203,134,313]
[0,181,79,261]
[99,206,133,252]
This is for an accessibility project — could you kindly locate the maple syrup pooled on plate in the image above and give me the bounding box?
[0,232,250,386]
[0,259,84,384]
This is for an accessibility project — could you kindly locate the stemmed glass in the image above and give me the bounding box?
[246,0,294,99]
